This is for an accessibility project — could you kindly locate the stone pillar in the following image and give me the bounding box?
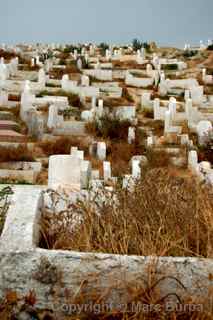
[146,64,153,77]
[47,105,58,130]
[196,121,212,145]
[185,98,193,124]
[168,97,176,120]
[164,110,171,133]
[81,75,90,87]
[132,160,141,179]
[20,81,34,122]
[80,160,92,189]
[38,68,46,88]
[188,150,198,172]
[97,142,106,161]
[153,98,160,120]
[71,147,84,160]
[61,74,69,91]
[0,90,8,106]
[147,136,154,147]
[103,161,111,181]
[128,127,135,144]
[184,90,190,101]
[92,96,97,109]
[141,92,151,108]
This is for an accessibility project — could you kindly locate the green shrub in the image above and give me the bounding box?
[163,64,178,71]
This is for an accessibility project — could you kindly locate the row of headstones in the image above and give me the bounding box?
[48,143,144,191]
[184,39,212,51]
[143,94,212,143]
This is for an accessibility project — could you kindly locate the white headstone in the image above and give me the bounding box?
[81,75,90,87]
[47,105,58,130]
[132,160,141,179]
[97,142,106,160]
[128,127,135,144]
[164,110,172,133]
[188,150,198,171]
[196,120,212,145]
[153,98,160,120]
[168,97,176,119]
[48,155,81,191]
[103,161,111,181]
[38,68,46,88]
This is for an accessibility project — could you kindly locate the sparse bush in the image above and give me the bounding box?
[99,42,109,56]
[86,115,131,140]
[183,50,198,58]
[162,64,178,71]
[142,107,154,118]
[207,44,213,50]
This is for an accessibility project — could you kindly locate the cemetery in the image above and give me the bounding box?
[0,39,212,319]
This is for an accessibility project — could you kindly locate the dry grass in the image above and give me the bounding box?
[0,145,34,162]
[104,97,134,108]
[39,137,88,156]
[39,168,213,258]
[107,139,145,176]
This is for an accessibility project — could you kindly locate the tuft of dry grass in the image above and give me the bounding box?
[0,145,34,162]
[39,168,213,258]
[39,137,88,157]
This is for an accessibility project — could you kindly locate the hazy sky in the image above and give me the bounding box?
[1,0,212,47]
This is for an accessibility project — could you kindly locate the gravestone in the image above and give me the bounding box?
[47,105,59,130]
[97,142,106,160]
[196,120,212,145]
[103,161,111,181]
[128,127,135,144]
[48,155,81,191]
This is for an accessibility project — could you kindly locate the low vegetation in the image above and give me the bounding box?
[37,89,82,108]
[86,115,132,140]
[39,137,88,156]
[40,167,213,258]
[0,145,34,162]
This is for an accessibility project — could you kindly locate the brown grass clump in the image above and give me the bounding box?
[108,139,145,176]
[145,149,171,168]
[104,97,134,108]
[39,168,213,258]
[39,137,88,156]
[0,145,34,162]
